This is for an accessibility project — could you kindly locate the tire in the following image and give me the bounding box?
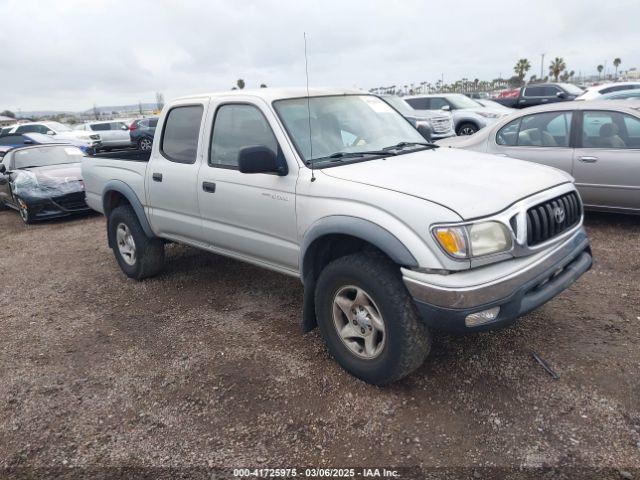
[138,137,153,151]
[17,197,33,224]
[456,122,478,136]
[315,253,431,385]
[108,205,165,280]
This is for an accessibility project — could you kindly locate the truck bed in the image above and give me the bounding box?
[89,149,151,162]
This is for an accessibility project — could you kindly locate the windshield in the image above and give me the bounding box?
[45,121,72,132]
[273,95,426,163]
[447,94,484,109]
[558,83,584,95]
[12,146,83,169]
[381,95,414,115]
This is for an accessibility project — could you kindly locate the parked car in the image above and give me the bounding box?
[0,132,72,148]
[129,117,158,151]
[6,121,102,154]
[492,83,583,109]
[577,82,640,101]
[0,144,90,223]
[82,88,592,385]
[598,90,640,101]
[379,95,455,140]
[436,101,640,214]
[75,121,133,150]
[404,93,511,135]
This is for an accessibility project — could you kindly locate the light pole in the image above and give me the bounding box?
[540,53,545,81]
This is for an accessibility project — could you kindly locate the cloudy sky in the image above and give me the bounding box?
[1,0,639,112]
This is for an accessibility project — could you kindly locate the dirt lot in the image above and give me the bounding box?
[0,209,639,478]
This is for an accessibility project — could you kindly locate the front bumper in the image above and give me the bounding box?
[403,229,592,332]
[23,191,91,220]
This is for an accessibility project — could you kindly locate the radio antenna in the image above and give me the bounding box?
[304,32,316,182]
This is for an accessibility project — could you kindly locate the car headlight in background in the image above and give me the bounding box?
[433,221,512,258]
[415,120,433,129]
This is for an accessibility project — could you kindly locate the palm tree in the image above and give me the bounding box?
[613,58,622,78]
[514,58,531,82]
[260,83,267,88]
[597,65,604,79]
[548,57,566,82]
[236,79,245,90]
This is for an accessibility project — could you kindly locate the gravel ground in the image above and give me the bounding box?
[0,209,639,478]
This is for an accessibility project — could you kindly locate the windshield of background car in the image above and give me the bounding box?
[558,83,584,96]
[12,146,83,169]
[46,122,72,132]
[273,95,425,163]
[448,95,483,109]
[382,96,414,115]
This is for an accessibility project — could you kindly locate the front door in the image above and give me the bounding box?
[196,101,299,272]
[489,110,575,173]
[573,110,640,211]
[146,100,208,240]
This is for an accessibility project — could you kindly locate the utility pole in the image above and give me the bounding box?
[540,53,545,80]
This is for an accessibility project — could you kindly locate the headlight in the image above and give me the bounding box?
[476,111,500,119]
[415,120,432,129]
[433,221,512,259]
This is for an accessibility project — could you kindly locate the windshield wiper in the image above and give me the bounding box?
[310,150,396,164]
[382,141,438,151]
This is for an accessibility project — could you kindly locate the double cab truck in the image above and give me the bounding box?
[82,88,593,385]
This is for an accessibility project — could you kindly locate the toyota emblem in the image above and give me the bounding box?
[554,206,565,224]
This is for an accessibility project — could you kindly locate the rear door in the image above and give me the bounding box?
[196,98,299,272]
[488,110,575,173]
[572,110,640,211]
[146,99,209,240]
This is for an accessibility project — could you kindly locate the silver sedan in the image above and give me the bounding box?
[436,101,640,214]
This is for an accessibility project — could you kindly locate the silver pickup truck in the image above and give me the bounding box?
[82,88,592,385]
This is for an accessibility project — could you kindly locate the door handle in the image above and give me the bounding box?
[202,181,216,193]
[152,172,163,182]
[579,156,598,163]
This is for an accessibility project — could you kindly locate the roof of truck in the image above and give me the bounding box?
[176,87,364,102]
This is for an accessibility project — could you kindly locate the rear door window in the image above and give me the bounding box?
[496,111,572,147]
[90,123,110,131]
[523,86,545,97]
[161,105,204,164]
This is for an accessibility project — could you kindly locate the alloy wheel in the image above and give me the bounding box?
[332,285,386,359]
[116,223,137,266]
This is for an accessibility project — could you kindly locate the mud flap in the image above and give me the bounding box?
[302,273,317,333]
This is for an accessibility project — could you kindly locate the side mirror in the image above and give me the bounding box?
[556,92,567,99]
[238,146,286,175]
[46,130,56,135]
[23,139,33,144]
[441,105,451,111]
[0,164,5,173]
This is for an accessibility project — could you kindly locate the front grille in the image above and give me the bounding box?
[430,117,453,133]
[526,191,582,246]
[52,191,88,211]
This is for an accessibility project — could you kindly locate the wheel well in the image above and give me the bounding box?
[303,234,392,284]
[103,190,132,217]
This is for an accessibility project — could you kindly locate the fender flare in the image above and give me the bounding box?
[102,180,155,239]
[299,215,418,282]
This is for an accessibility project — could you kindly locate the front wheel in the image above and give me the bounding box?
[315,253,431,385]
[17,198,33,224]
[456,122,478,136]
[108,205,165,279]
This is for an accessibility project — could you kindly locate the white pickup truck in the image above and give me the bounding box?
[82,88,592,385]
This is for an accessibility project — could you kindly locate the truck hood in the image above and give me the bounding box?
[320,148,572,220]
